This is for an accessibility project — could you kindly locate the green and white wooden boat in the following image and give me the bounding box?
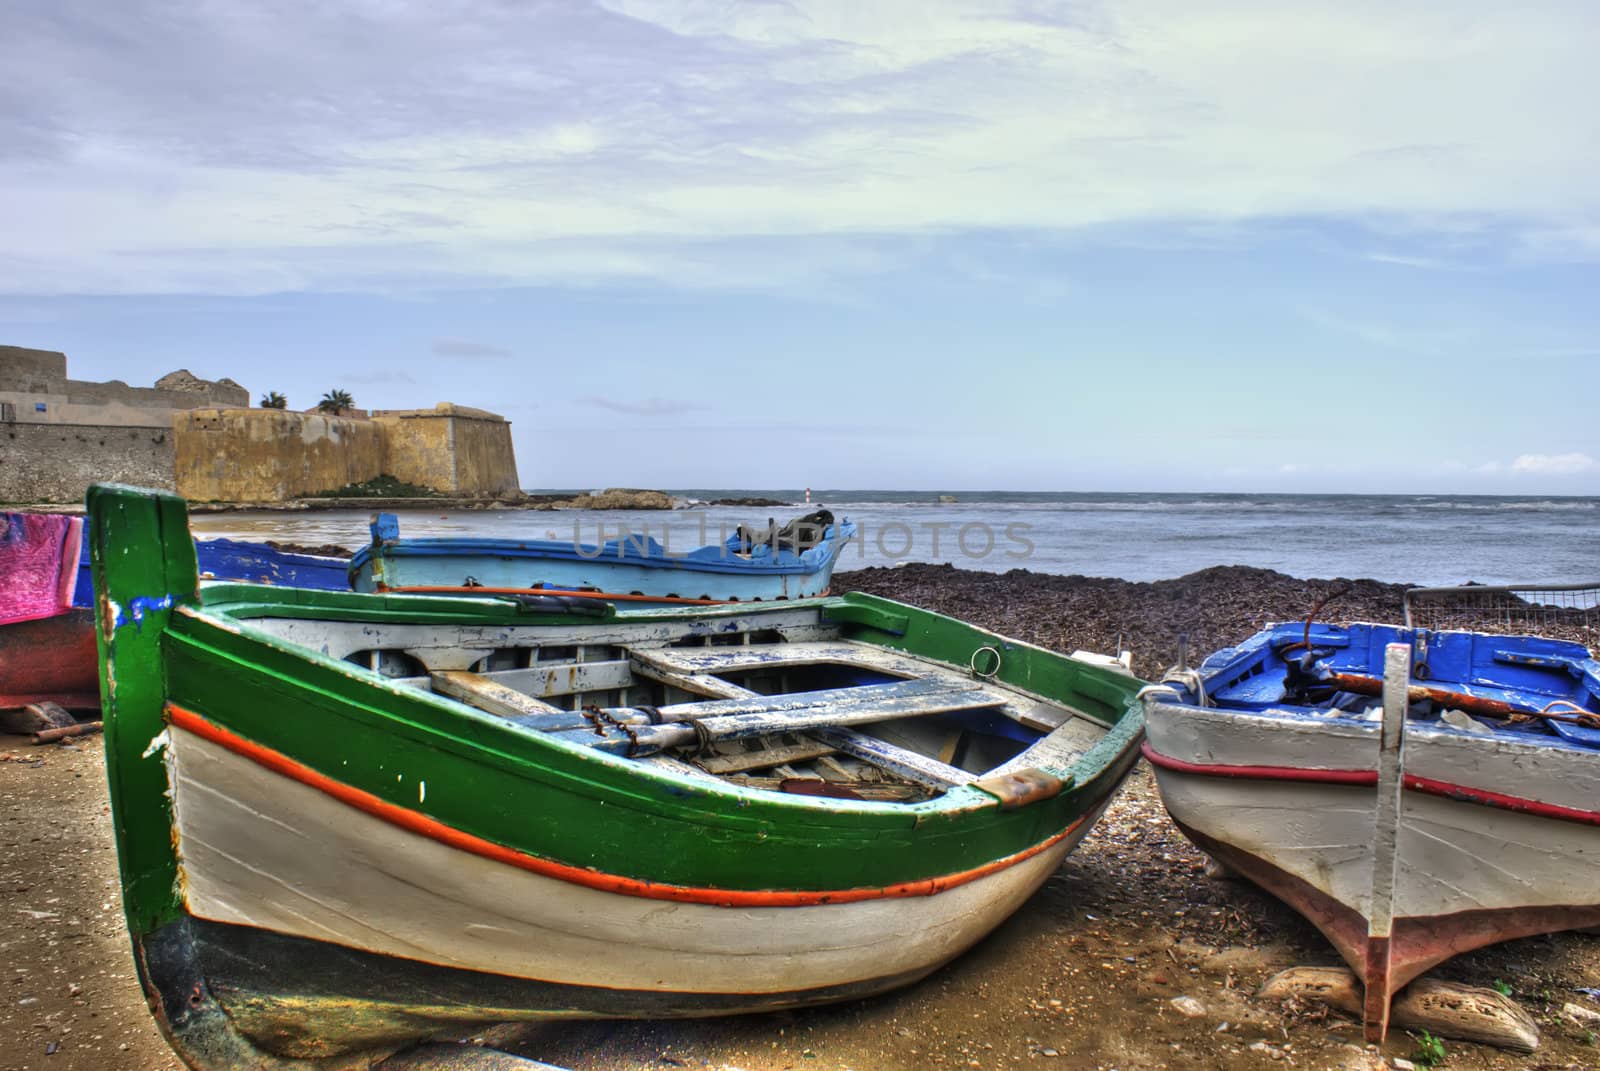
[90,485,1146,1070]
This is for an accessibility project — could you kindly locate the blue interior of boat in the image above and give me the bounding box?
[1192,621,1600,748]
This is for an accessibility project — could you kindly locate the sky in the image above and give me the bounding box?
[2,0,1598,494]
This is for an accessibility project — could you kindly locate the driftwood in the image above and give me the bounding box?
[32,721,102,745]
[1258,967,1539,1053]
[0,701,76,735]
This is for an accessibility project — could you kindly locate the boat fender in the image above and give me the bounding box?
[499,594,614,618]
[972,769,1068,809]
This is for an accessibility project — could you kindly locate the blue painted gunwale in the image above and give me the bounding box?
[1182,621,1600,749]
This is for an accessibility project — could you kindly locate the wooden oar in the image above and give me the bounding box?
[1326,673,1600,728]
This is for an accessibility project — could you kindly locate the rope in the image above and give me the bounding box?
[689,718,715,756]
[1137,667,1209,707]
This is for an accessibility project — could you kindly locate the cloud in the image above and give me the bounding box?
[1510,452,1598,476]
[1364,252,1457,270]
[1,1,1598,294]
[431,338,512,359]
[578,395,708,417]
[1523,346,1600,358]
[1296,304,1470,355]
[341,369,417,385]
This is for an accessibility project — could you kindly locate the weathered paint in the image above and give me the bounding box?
[167,704,1089,908]
[349,515,857,604]
[72,528,351,606]
[88,483,1147,1069]
[1363,644,1409,1042]
[1142,618,1600,1046]
[1140,744,1600,826]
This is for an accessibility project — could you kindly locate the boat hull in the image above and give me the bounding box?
[0,539,348,718]
[0,608,99,711]
[354,552,844,603]
[1143,701,1600,1000]
[88,484,1144,1069]
[168,722,1100,1013]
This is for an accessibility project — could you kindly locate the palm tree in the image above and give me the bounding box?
[259,391,287,409]
[318,389,354,416]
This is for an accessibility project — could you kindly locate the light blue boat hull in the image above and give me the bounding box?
[349,515,856,604]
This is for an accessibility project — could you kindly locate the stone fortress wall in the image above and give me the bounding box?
[0,345,244,503]
[2,345,521,504]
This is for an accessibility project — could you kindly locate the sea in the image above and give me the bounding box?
[186,491,1600,588]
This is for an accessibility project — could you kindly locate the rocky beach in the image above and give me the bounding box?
[4,565,1598,1071]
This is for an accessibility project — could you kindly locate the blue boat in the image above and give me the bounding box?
[72,532,350,607]
[349,510,856,604]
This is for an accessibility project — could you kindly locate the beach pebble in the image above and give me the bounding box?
[1168,996,1206,1018]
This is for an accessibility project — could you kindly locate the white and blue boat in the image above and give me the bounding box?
[349,510,857,605]
[1141,616,1600,1042]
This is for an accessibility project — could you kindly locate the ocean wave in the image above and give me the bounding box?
[1409,499,1600,511]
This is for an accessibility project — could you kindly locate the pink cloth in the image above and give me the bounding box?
[0,513,83,625]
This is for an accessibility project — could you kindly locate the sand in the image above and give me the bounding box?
[3,565,1597,1070]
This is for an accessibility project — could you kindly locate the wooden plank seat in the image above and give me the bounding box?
[810,726,971,789]
[626,650,758,700]
[986,716,1107,779]
[562,678,1006,757]
[631,641,930,678]
[634,641,1107,728]
[430,671,565,723]
[413,660,632,699]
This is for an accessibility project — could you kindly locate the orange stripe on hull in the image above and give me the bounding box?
[165,704,1082,908]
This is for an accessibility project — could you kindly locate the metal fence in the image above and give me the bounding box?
[1403,581,1600,647]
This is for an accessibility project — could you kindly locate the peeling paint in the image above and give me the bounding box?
[118,593,176,629]
[143,728,172,759]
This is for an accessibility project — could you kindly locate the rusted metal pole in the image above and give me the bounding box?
[31,721,103,745]
[1326,673,1600,726]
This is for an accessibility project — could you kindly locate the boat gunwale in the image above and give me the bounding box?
[1142,688,1600,760]
[171,590,1146,825]
[1139,738,1600,827]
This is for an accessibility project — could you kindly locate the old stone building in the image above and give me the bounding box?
[171,404,521,502]
[2,345,521,504]
[0,345,248,503]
